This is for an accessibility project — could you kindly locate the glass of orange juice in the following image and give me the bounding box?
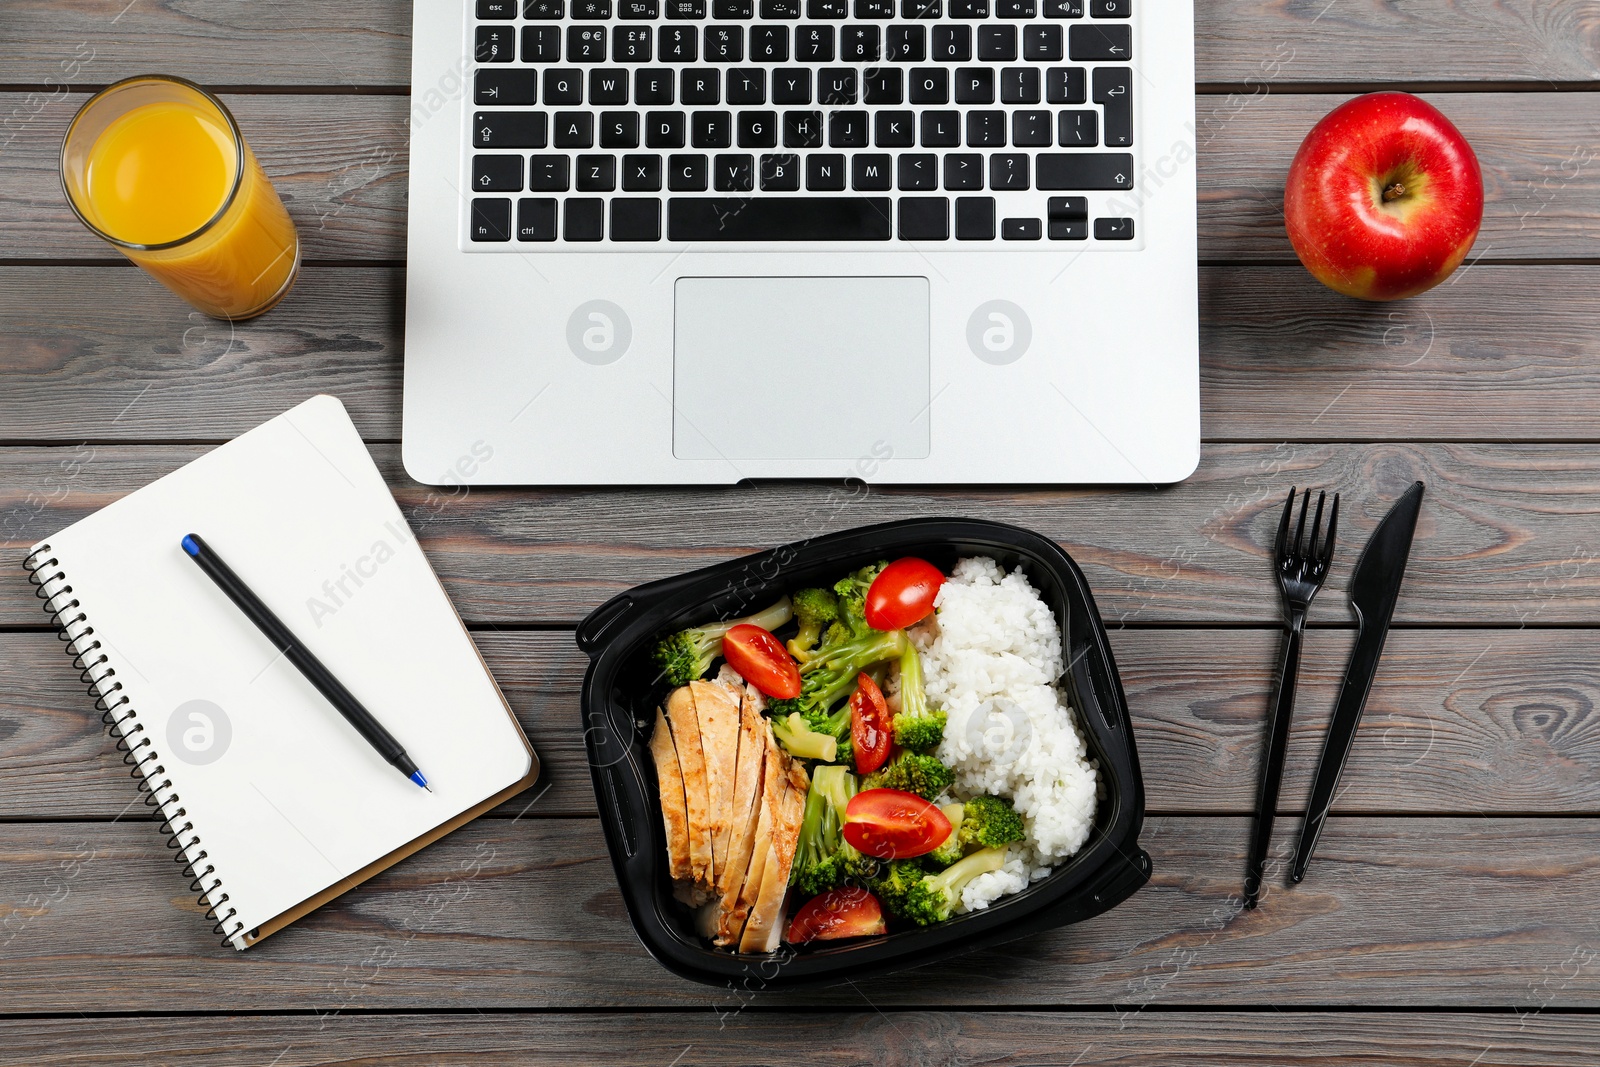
[61,75,299,321]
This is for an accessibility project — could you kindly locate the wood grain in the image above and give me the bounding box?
[7,628,1600,819]
[4,264,1599,445]
[6,443,1600,627]
[3,1010,1599,1066]
[3,816,1600,1011]
[4,93,1599,263]
[2,0,1594,87]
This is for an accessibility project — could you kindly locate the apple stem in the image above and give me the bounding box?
[1382,181,1407,203]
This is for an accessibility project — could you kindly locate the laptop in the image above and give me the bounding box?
[403,0,1198,485]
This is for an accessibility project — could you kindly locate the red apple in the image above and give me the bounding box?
[1284,92,1483,301]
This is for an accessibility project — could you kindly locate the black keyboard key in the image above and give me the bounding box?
[728,68,767,102]
[668,196,892,240]
[472,154,523,191]
[807,153,847,189]
[852,153,892,189]
[943,152,983,189]
[1002,217,1041,240]
[751,25,789,59]
[887,24,926,60]
[471,197,513,240]
[1069,23,1130,59]
[863,68,903,103]
[1093,65,1132,146]
[989,152,1029,189]
[545,69,583,104]
[875,110,914,146]
[475,69,538,105]
[667,0,706,14]
[947,0,988,15]
[899,196,948,240]
[565,198,604,240]
[1092,0,1129,15]
[829,109,869,146]
[1001,66,1039,103]
[784,110,824,146]
[1058,109,1096,145]
[524,0,563,16]
[738,110,778,146]
[576,154,617,190]
[932,25,971,60]
[1046,65,1086,103]
[661,26,699,60]
[682,68,720,102]
[796,26,834,60]
[841,25,880,59]
[978,25,1017,60]
[1036,152,1133,189]
[554,110,595,146]
[1047,195,1086,239]
[903,0,941,13]
[1045,0,1081,12]
[996,0,1034,15]
[760,153,801,189]
[475,26,514,62]
[669,153,709,189]
[1012,109,1051,146]
[474,111,548,149]
[1095,216,1135,240]
[622,153,664,189]
[856,0,895,14]
[966,110,1005,146]
[693,110,733,147]
[909,66,948,102]
[705,25,744,60]
[620,0,658,15]
[762,0,801,14]
[517,197,558,241]
[714,153,755,190]
[819,67,857,102]
[920,109,959,146]
[529,154,571,190]
[1023,24,1063,59]
[955,195,994,239]
[521,26,561,61]
[773,68,812,102]
[591,68,629,102]
[898,153,938,190]
[808,0,848,15]
[615,26,653,60]
[572,0,612,15]
[647,110,688,146]
[637,68,675,102]
[479,0,516,16]
[600,110,640,146]
[954,67,993,103]
[714,0,754,13]
[612,198,663,240]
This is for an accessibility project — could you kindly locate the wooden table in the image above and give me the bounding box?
[3,2,1599,1062]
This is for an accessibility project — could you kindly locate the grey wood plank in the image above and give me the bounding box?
[3,93,1598,262]
[4,1010,1599,1066]
[4,264,1600,445]
[5,443,1600,627]
[2,0,1594,86]
[7,628,1600,820]
[2,816,1599,1010]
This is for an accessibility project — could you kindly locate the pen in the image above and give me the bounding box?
[181,532,431,792]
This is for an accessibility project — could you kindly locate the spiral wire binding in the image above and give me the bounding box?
[25,544,244,948]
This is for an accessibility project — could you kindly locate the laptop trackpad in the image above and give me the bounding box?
[673,276,931,461]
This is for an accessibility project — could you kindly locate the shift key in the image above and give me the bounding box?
[1036,152,1133,190]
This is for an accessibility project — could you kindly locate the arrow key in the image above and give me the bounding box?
[1092,65,1132,146]
[1068,22,1129,60]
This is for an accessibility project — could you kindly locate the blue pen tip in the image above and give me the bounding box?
[410,770,430,791]
[181,534,200,557]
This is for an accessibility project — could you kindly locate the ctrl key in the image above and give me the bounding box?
[471,198,513,241]
[517,197,558,241]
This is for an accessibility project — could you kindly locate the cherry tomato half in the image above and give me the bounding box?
[864,557,946,631]
[850,672,892,775]
[721,624,801,699]
[785,886,888,944]
[842,788,953,860]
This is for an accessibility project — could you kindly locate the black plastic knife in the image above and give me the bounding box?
[1289,480,1425,884]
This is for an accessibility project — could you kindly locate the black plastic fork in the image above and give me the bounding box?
[1244,487,1338,909]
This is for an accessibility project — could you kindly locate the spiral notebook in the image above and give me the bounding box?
[24,395,539,949]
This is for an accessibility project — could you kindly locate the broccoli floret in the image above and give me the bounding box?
[650,596,794,686]
[786,587,840,663]
[785,627,908,721]
[864,751,955,802]
[958,795,1026,850]
[833,561,889,634]
[869,859,927,918]
[890,640,947,753]
[789,765,869,896]
[770,712,840,763]
[925,803,966,869]
[896,846,1010,926]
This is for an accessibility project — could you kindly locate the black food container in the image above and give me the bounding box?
[577,518,1149,988]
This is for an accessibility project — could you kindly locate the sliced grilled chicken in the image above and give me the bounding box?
[664,685,713,888]
[647,707,692,884]
[689,678,741,884]
[712,684,772,946]
[728,729,787,946]
[739,756,810,954]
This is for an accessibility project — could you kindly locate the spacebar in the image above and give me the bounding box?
[668,198,893,241]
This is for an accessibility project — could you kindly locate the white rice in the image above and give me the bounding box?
[916,556,1099,913]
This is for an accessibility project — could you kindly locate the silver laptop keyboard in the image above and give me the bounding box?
[463,0,1137,244]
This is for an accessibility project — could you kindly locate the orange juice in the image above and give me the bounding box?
[62,77,299,320]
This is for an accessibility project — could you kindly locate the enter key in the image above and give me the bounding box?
[1093,66,1132,147]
